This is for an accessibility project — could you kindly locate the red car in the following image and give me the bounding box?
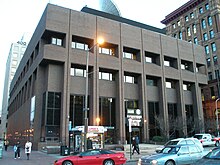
[54,149,127,165]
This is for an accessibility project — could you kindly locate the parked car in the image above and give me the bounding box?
[194,147,220,165]
[211,136,220,147]
[54,149,127,165]
[155,137,203,153]
[193,133,216,146]
[138,144,203,165]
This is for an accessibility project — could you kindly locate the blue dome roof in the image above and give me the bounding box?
[99,0,121,16]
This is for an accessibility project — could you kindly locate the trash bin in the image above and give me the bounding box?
[60,145,69,156]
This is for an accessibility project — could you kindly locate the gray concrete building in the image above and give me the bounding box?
[7,4,207,149]
[0,39,27,139]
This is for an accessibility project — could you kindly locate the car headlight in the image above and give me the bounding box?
[137,158,142,164]
[151,160,158,165]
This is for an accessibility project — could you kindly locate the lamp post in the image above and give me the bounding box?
[215,98,220,137]
[84,38,104,151]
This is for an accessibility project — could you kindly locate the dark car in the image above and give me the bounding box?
[54,149,127,165]
[194,147,220,165]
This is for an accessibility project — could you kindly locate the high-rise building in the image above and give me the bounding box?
[161,0,220,133]
[0,39,27,139]
[6,4,206,149]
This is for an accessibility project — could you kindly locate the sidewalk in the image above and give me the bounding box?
[0,146,62,165]
[0,144,161,164]
[124,143,161,162]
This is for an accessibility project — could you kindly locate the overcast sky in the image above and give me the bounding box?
[0,0,188,110]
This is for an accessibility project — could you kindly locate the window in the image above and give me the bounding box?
[72,42,88,50]
[183,83,191,91]
[203,33,208,41]
[124,75,137,84]
[207,58,211,67]
[181,60,193,72]
[177,20,180,26]
[194,37,198,44]
[172,23,176,29]
[185,16,189,22]
[205,3,209,10]
[201,19,206,29]
[209,30,214,39]
[166,79,176,89]
[145,51,160,65]
[193,24,196,33]
[12,60,18,66]
[13,53,18,58]
[164,56,177,69]
[70,68,86,77]
[205,45,210,55]
[211,43,217,52]
[14,46,19,51]
[99,47,115,56]
[199,7,203,14]
[99,71,114,81]
[190,12,194,18]
[179,31,182,40]
[164,60,170,67]
[187,27,191,36]
[208,16,213,26]
[213,56,218,65]
[51,37,62,46]
[146,76,157,86]
[208,72,212,80]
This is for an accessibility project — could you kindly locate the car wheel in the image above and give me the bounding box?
[103,159,115,165]
[165,160,175,165]
[62,160,73,165]
[215,141,220,147]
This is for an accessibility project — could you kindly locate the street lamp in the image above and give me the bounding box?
[215,98,220,137]
[84,38,104,151]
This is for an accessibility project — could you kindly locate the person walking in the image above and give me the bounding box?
[25,141,32,160]
[132,137,140,155]
[135,136,140,154]
[13,143,18,159]
[4,139,9,151]
[16,142,21,159]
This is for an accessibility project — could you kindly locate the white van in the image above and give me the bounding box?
[193,133,215,146]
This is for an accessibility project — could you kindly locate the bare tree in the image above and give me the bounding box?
[154,115,198,139]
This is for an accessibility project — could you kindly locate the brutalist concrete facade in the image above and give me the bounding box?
[7,4,207,149]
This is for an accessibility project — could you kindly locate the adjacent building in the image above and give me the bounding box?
[6,4,207,149]
[0,40,27,139]
[161,0,220,133]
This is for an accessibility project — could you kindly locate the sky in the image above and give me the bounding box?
[0,0,188,111]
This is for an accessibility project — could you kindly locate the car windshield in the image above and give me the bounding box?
[165,140,179,145]
[205,149,220,159]
[194,135,202,139]
[162,146,180,154]
[79,149,115,156]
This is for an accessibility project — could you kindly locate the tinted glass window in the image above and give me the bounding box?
[189,146,199,153]
[178,146,189,154]
[186,140,194,145]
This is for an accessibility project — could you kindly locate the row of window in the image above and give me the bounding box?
[71,67,193,91]
[172,3,210,29]
[53,36,204,74]
[204,42,216,55]
[206,55,218,68]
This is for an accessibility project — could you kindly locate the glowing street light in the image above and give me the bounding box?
[84,38,104,151]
